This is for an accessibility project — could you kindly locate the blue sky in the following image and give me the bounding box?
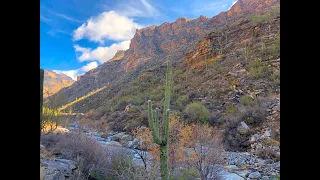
[40,0,237,80]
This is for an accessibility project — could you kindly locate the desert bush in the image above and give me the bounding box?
[247,58,272,79]
[115,97,134,111]
[270,175,280,180]
[183,102,211,124]
[177,168,199,180]
[250,7,279,25]
[179,124,224,180]
[256,147,280,161]
[40,133,63,149]
[188,92,197,100]
[149,90,164,101]
[240,95,256,106]
[55,133,111,178]
[261,138,280,147]
[240,105,266,126]
[57,132,153,179]
[223,105,266,151]
[271,70,280,87]
[175,95,189,110]
[108,152,149,180]
[225,104,237,114]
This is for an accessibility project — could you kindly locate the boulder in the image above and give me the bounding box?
[248,171,261,179]
[104,141,122,147]
[234,170,251,178]
[100,131,116,139]
[121,134,134,142]
[238,122,250,135]
[109,132,126,142]
[40,159,76,180]
[53,127,69,134]
[273,161,280,170]
[69,123,80,128]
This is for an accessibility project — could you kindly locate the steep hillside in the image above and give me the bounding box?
[43,71,74,98]
[50,0,280,111]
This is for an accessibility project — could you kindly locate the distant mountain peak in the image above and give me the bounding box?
[43,70,75,97]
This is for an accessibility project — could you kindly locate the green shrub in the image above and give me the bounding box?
[176,95,189,110]
[271,70,280,86]
[149,91,164,101]
[270,33,280,56]
[270,175,280,180]
[247,58,272,79]
[240,95,255,106]
[250,7,279,24]
[115,97,134,110]
[247,116,254,124]
[225,104,237,114]
[177,168,199,180]
[184,102,211,123]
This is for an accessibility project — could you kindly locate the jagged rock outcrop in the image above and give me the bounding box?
[109,50,125,62]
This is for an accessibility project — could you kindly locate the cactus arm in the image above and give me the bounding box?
[148,100,162,145]
[155,108,160,138]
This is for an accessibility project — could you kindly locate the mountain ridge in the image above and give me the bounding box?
[49,0,280,111]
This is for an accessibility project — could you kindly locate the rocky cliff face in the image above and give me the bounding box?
[109,50,125,62]
[121,0,279,71]
[43,71,74,98]
[185,9,280,69]
[50,0,280,110]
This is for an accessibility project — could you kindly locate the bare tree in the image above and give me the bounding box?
[180,124,224,180]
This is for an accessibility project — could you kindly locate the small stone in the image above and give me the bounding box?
[248,171,261,179]
[40,144,45,150]
[262,176,270,180]
[240,121,250,130]
[265,130,271,137]
[273,162,280,170]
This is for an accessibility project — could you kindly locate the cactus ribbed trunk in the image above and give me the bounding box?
[148,61,172,180]
[40,69,44,138]
[160,144,168,179]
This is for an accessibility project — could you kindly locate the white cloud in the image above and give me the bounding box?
[40,15,51,24]
[48,9,82,23]
[109,0,160,18]
[53,61,99,80]
[81,61,99,72]
[140,0,159,16]
[53,70,78,81]
[73,11,143,44]
[74,41,130,63]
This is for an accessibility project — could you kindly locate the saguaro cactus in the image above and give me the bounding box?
[40,68,44,138]
[148,61,172,180]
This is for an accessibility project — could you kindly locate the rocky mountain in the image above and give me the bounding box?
[43,71,74,98]
[50,0,280,110]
